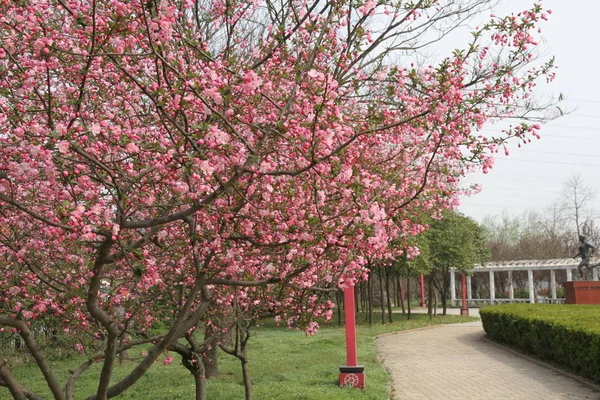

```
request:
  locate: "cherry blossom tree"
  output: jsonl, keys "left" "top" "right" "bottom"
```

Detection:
{"left": 0, "top": 0, "right": 555, "bottom": 398}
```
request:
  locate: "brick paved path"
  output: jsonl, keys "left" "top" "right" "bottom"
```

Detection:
{"left": 378, "top": 321, "right": 600, "bottom": 399}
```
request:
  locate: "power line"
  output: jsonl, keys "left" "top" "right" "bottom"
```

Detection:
{"left": 464, "top": 192, "right": 551, "bottom": 200}
{"left": 459, "top": 203, "right": 549, "bottom": 209}
{"left": 494, "top": 158, "right": 600, "bottom": 168}
{"left": 515, "top": 149, "right": 600, "bottom": 159}
{"left": 555, "top": 98, "right": 600, "bottom": 105}
{"left": 537, "top": 95, "right": 600, "bottom": 105}
{"left": 480, "top": 125, "right": 600, "bottom": 134}
{"left": 464, "top": 174, "right": 570, "bottom": 183}
{"left": 544, "top": 124, "right": 600, "bottom": 132}
{"left": 478, "top": 187, "right": 562, "bottom": 194}
{"left": 569, "top": 113, "right": 600, "bottom": 119}
{"left": 458, "top": 201, "right": 560, "bottom": 210}
{"left": 540, "top": 134, "right": 600, "bottom": 140}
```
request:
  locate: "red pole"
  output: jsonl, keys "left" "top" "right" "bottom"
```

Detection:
{"left": 461, "top": 274, "right": 469, "bottom": 316}
{"left": 339, "top": 284, "right": 365, "bottom": 388}
{"left": 419, "top": 273, "right": 427, "bottom": 307}
{"left": 344, "top": 285, "right": 357, "bottom": 366}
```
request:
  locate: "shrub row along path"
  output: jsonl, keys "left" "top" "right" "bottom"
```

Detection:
{"left": 377, "top": 309, "right": 600, "bottom": 400}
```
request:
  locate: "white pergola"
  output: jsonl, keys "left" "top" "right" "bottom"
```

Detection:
{"left": 450, "top": 258, "right": 599, "bottom": 306}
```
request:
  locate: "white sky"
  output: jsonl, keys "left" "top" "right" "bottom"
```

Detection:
{"left": 454, "top": 0, "right": 600, "bottom": 222}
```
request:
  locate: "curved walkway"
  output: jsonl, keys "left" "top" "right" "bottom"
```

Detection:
{"left": 377, "top": 315, "right": 599, "bottom": 399}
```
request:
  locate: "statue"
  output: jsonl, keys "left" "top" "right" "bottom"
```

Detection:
{"left": 574, "top": 235, "right": 599, "bottom": 279}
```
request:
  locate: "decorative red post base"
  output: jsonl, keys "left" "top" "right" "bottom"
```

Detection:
{"left": 419, "top": 273, "right": 427, "bottom": 308}
{"left": 339, "top": 284, "right": 365, "bottom": 389}
{"left": 460, "top": 274, "right": 469, "bottom": 316}
{"left": 339, "top": 365, "right": 365, "bottom": 388}
{"left": 564, "top": 281, "right": 600, "bottom": 304}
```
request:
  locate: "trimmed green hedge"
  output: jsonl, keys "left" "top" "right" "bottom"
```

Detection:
{"left": 480, "top": 304, "right": 600, "bottom": 382}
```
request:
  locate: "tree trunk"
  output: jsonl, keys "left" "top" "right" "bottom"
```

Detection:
{"left": 355, "top": 283, "right": 360, "bottom": 314}
{"left": 441, "top": 269, "right": 449, "bottom": 316}
{"left": 427, "top": 274, "right": 433, "bottom": 319}
{"left": 362, "top": 281, "right": 367, "bottom": 313}
{"left": 203, "top": 325, "right": 219, "bottom": 379}
{"left": 119, "top": 334, "right": 129, "bottom": 365}
{"left": 395, "top": 275, "right": 402, "bottom": 313}
{"left": 406, "top": 274, "right": 412, "bottom": 320}
{"left": 0, "top": 362, "right": 28, "bottom": 400}
{"left": 432, "top": 270, "right": 447, "bottom": 316}
{"left": 171, "top": 339, "right": 208, "bottom": 400}
{"left": 378, "top": 268, "right": 385, "bottom": 325}
{"left": 434, "top": 288, "right": 438, "bottom": 317}
{"left": 367, "top": 270, "right": 373, "bottom": 326}
{"left": 364, "top": 280, "right": 369, "bottom": 322}
{"left": 385, "top": 267, "right": 393, "bottom": 324}
{"left": 194, "top": 373, "right": 207, "bottom": 400}
{"left": 337, "top": 289, "right": 342, "bottom": 327}
{"left": 219, "top": 322, "right": 253, "bottom": 400}
{"left": 359, "top": 282, "right": 364, "bottom": 313}
{"left": 241, "top": 357, "right": 252, "bottom": 400}
{"left": 398, "top": 276, "right": 405, "bottom": 314}
{"left": 391, "top": 273, "right": 396, "bottom": 307}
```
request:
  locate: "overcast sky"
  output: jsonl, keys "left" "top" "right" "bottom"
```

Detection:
{"left": 450, "top": 0, "right": 600, "bottom": 223}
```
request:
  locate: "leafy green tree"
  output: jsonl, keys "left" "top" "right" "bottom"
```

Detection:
{"left": 423, "top": 211, "right": 490, "bottom": 315}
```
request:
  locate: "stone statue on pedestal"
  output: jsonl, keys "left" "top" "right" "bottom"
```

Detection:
{"left": 574, "top": 235, "right": 600, "bottom": 280}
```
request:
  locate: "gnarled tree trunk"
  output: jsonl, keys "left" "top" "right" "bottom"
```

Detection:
{"left": 202, "top": 325, "right": 219, "bottom": 379}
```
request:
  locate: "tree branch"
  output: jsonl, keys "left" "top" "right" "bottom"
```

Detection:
{"left": 0, "top": 317, "right": 65, "bottom": 400}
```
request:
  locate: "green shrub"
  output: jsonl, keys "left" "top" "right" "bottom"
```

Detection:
{"left": 513, "top": 289, "right": 529, "bottom": 298}
{"left": 480, "top": 304, "right": 600, "bottom": 382}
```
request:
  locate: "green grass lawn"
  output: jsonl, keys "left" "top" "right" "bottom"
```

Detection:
{"left": 3, "top": 313, "right": 475, "bottom": 399}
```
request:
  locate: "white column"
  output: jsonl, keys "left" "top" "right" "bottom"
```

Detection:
{"left": 508, "top": 271, "right": 514, "bottom": 301}
{"left": 594, "top": 268, "right": 599, "bottom": 281}
{"left": 550, "top": 269, "right": 557, "bottom": 302}
{"left": 466, "top": 275, "right": 472, "bottom": 301}
{"left": 566, "top": 268, "right": 573, "bottom": 281}
{"left": 450, "top": 269, "right": 456, "bottom": 307}
{"left": 489, "top": 270, "right": 495, "bottom": 305}
{"left": 528, "top": 269, "right": 535, "bottom": 304}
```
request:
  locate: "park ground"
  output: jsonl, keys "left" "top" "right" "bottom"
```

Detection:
{"left": 379, "top": 307, "right": 600, "bottom": 400}
{"left": 2, "top": 311, "right": 467, "bottom": 399}
{"left": 4, "top": 307, "right": 600, "bottom": 399}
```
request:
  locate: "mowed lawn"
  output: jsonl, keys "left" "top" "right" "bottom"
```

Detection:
{"left": 4, "top": 313, "right": 474, "bottom": 399}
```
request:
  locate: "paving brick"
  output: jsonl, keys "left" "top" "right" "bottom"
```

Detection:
{"left": 377, "top": 321, "right": 600, "bottom": 399}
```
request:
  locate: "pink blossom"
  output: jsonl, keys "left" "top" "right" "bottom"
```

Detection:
{"left": 126, "top": 142, "right": 140, "bottom": 154}
{"left": 90, "top": 124, "right": 101, "bottom": 134}
{"left": 55, "top": 123, "right": 67, "bottom": 136}
{"left": 22, "top": 310, "right": 34, "bottom": 319}
{"left": 307, "top": 69, "right": 325, "bottom": 80}
{"left": 241, "top": 70, "right": 262, "bottom": 93}
{"left": 173, "top": 181, "right": 189, "bottom": 194}
{"left": 359, "top": 0, "right": 377, "bottom": 16}
{"left": 58, "top": 141, "right": 70, "bottom": 154}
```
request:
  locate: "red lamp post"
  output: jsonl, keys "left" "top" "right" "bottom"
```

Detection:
{"left": 460, "top": 274, "right": 469, "bottom": 316}
{"left": 339, "top": 284, "right": 365, "bottom": 388}
{"left": 419, "top": 273, "right": 427, "bottom": 308}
